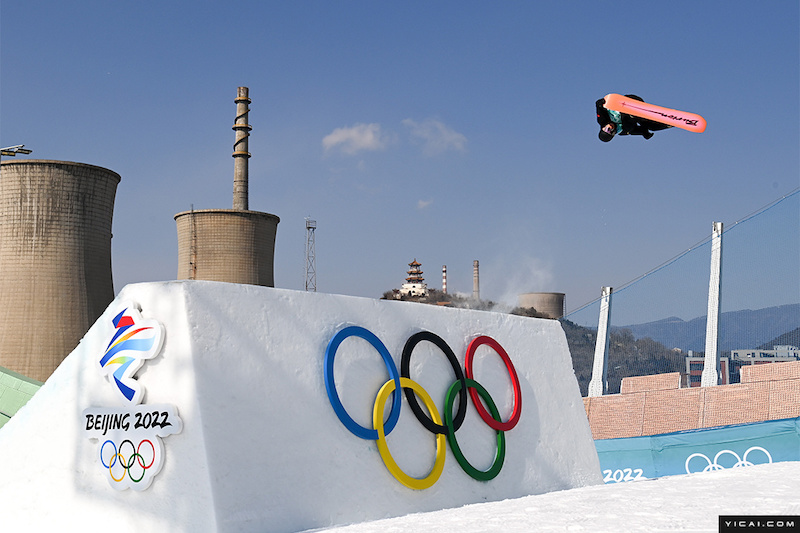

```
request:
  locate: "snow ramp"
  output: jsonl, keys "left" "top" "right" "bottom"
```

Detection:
{"left": 0, "top": 281, "right": 601, "bottom": 532}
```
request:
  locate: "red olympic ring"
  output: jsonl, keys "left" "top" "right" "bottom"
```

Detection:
{"left": 137, "top": 439, "right": 156, "bottom": 469}
{"left": 465, "top": 335, "right": 522, "bottom": 432}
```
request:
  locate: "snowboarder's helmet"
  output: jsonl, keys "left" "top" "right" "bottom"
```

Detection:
{"left": 598, "top": 129, "right": 614, "bottom": 142}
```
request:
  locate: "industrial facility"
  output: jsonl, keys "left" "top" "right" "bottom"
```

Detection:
{"left": 174, "top": 87, "right": 280, "bottom": 286}
{"left": 518, "top": 292, "right": 566, "bottom": 319}
{"left": 0, "top": 159, "right": 120, "bottom": 381}
{"left": 0, "top": 87, "right": 280, "bottom": 383}
{"left": 0, "top": 87, "right": 570, "bottom": 386}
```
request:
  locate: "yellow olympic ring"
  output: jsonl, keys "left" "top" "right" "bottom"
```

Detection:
{"left": 110, "top": 453, "right": 127, "bottom": 482}
{"left": 373, "top": 377, "right": 447, "bottom": 490}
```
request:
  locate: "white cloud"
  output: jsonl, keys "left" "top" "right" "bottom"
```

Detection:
{"left": 417, "top": 199, "right": 433, "bottom": 210}
{"left": 402, "top": 118, "right": 467, "bottom": 155}
{"left": 322, "top": 123, "right": 387, "bottom": 155}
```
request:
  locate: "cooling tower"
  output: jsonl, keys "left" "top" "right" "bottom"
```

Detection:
{"left": 518, "top": 292, "right": 566, "bottom": 319}
{"left": 0, "top": 159, "right": 120, "bottom": 381}
{"left": 174, "top": 87, "right": 280, "bottom": 286}
{"left": 174, "top": 209, "right": 279, "bottom": 285}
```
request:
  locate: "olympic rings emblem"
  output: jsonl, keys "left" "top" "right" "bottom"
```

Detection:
{"left": 684, "top": 446, "right": 773, "bottom": 474}
{"left": 100, "top": 439, "right": 157, "bottom": 483}
{"left": 324, "top": 326, "right": 522, "bottom": 490}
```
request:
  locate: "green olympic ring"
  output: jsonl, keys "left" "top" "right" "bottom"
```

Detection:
{"left": 445, "top": 378, "right": 505, "bottom": 481}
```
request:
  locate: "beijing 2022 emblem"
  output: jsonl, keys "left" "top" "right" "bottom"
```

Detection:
{"left": 82, "top": 301, "right": 183, "bottom": 491}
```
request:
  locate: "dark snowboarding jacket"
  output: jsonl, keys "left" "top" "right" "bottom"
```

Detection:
{"left": 596, "top": 95, "right": 671, "bottom": 137}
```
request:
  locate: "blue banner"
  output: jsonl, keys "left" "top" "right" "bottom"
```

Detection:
{"left": 595, "top": 417, "right": 800, "bottom": 483}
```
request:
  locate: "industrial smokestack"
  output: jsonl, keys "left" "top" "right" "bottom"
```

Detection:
{"left": 442, "top": 265, "right": 447, "bottom": 294}
{"left": 232, "top": 86, "right": 252, "bottom": 211}
{"left": 473, "top": 260, "right": 480, "bottom": 301}
{"left": 175, "top": 86, "right": 280, "bottom": 287}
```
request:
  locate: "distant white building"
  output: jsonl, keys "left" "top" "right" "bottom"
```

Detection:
{"left": 730, "top": 345, "right": 800, "bottom": 363}
{"left": 396, "top": 259, "right": 428, "bottom": 299}
{"left": 686, "top": 346, "right": 800, "bottom": 387}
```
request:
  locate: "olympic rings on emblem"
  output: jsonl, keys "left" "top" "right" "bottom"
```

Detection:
{"left": 324, "top": 326, "right": 522, "bottom": 489}
{"left": 100, "top": 438, "right": 156, "bottom": 483}
{"left": 684, "top": 446, "right": 773, "bottom": 474}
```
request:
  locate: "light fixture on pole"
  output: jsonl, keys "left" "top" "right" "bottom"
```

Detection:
{"left": 0, "top": 145, "right": 33, "bottom": 158}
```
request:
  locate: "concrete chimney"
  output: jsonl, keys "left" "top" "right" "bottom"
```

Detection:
{"left": 232, "top": 86, "right": 251, "bottom": 211}
{"left": 442, "top": 265, "right": 447, "bottom": 294}
{"left": 175, "top": 86, "right": 280, "bottom": 287}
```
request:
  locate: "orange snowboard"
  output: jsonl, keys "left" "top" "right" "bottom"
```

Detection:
{"left": 603, "top": 93, "right": 707, "bottom": 133}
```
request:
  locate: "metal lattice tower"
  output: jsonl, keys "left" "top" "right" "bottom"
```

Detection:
{"left": 304, "top": 218, "right": 317, "bottom": 292}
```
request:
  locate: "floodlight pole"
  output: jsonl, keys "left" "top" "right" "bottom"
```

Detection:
{"left": 0, "top": 145, "right": 33, "bottom": 159}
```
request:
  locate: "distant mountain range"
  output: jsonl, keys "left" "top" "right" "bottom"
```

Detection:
{"left": 617, "top": 303, "right": 799, "bottom": 353}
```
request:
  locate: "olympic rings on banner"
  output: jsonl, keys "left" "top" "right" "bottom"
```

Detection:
{"left": 100, "top": 439, "right": 156, "bottom": 483}
{"left": 684, "top": 446, "right": 773, "bottom": 474}
{"left": 324, "top": 326, "right": 522, "bottom": 489}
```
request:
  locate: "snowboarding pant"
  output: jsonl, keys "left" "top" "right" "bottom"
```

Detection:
{"left": 618, "top": 94, "right": 671, "bottom": 136}
{"left": 621, "top": 115, "right": 671, "bottom": 136}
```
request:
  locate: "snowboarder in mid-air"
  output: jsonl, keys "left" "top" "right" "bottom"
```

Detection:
{"left": 596, "top": 95, "right": 671, "bottom": 142}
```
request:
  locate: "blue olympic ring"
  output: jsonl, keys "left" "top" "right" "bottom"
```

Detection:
{"left": 324, "top": 325, "right": 403, "bottom": 439}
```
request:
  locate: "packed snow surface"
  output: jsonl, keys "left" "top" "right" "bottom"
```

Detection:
{"left": 318, "top": 461, "right": 800, "bottom": 532}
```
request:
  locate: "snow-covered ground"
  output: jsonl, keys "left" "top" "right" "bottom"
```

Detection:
{"left": 319, "top": 461, "right": 800, "bottom": 533}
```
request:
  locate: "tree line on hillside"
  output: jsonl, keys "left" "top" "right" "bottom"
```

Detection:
{"left": 558, "top": 319, "right": 685, "bottom": 396}
{"left": 382, "top": 288, "right": 525, "bottom": 313}
{"left": 758, "top": 327, "right": 800, "bottom": 349}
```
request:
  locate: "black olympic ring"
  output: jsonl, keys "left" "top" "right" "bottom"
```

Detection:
{"left": 401, "top": 331, "right": 468, "bottom": 435}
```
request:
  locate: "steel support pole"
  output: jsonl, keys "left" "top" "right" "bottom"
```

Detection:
{"left": 588, "top": 286, "right": 613, "bottom": 397}
{"left": 701, "top": 222, "right": 724, "bottom": 387}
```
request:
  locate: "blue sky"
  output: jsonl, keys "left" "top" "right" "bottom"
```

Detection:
{"left": 2, "top": 1, "right": 798, "bottom": 321}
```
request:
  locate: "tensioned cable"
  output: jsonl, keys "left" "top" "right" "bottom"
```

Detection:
{"left": 562, "top": 187, "right": 800, "bottom": 321}
{"left": 719, "top": 186, "right": 799, "bottom": 235}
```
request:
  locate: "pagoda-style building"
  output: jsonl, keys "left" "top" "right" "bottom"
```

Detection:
{"left": 397, "top": 259, "right": 428, "bottom": 299}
